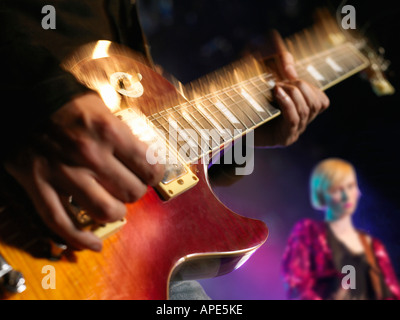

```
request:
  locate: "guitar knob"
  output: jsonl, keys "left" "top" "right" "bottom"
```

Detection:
{"left": 1, "top": 270, "right": 26, "bottom": 294}
{"left": 0, "top": 254, "right": 26, "bottom": 294}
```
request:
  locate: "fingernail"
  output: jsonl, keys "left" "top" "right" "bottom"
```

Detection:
{"left": 285, "top": 65, "right": 298, "bottom": 79}
{"left": 275, "top": 85, "right": 286, "bottom": 99}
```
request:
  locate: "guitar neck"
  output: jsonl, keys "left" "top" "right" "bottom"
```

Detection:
{"left": 294, "top": 42, "right": 369, "bottom": 91}
{"left": 146, "top": 39, "right": 369, "bottom": 164}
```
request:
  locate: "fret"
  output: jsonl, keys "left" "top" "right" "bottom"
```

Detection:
{"left": 295, "top": 63, "right": 322, "bottom": 88}
{"left": 178, "top": 107, "right": 214, "bottom": 151}
{"left": 149, "top": 112, "right": 169, "bottom": 137}
{"left": 147, "top": 113, "right": 175, "bottom": 164}
{"left": 224, "top": 88, "right": 264, "bottom": 124}
{"left": 320, "top": 47, "right": 352, "bottom": 81}
{"left": 166, "top": 116, "right": 201, "bottom": 162}
{"left": 191, "top": 101, "right": 233, "bottom": 145}
{"left": 158, "top": 110, "right": 198, "bottom": 161}
{"left": 208, "top": 94, "right": 249, "bottom": 133}
{"left": 201, "top": 97, "right": 240, "bottom": 133}
{"left": 294, "top": 43, "right": 368, "bottom": 90}
{"left": 180, "top": 102, "right": 226, "bottom": 147}
{"left": 165, "top": 106, "right": 211, "bottom": 157}
{"left": 247, "top": 77, "right": 280, "bottom": 117}
{"left": 325, "top": 56, "right": 344, "bottom": 73}
{"left": 235, "top": 86, "right": 276, "bottom": 124}
{"left": 239, "top": 82, "right": 275, "bottom": 117}
{"left": 144, "top": 34, "right": 369, "bottom": 165}
{"left": 346, "top": 44, "right": 368, "bottom": 70}
{"left": 217, "top": 91, "right": 255, "bottom": 129}
{"left": 181, "top": 103, "right": 222, "bottom": 149}
{"left": 150, "top": 111, "right": 183, "bottom": 154}
{"left": 319, "top": 56, "right": 341, "bottom": 86}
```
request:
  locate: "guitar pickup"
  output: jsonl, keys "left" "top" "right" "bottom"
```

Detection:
{"left": 65, "top": 199, "right": 127, "bottom": 240}
{"left": 155, "top": 161, "right": 199, "bottom": 201}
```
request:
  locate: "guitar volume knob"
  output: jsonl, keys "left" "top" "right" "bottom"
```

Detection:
{"left": 1, "top": 270, "right": 26, "bottom": 294}
{"left": 0, "top": 254, "right": 26, "bottom": 294}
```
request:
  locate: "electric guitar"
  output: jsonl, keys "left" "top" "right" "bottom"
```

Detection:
{"left": 0, "top": 8, "right": 393, "bottom": 299}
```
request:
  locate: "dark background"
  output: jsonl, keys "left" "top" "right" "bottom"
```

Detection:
{"left": 138, "top": 0, "right": 400, "bottom": 299}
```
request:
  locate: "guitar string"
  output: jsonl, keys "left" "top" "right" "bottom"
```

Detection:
{"left": 149, "top": 43, "right": 364, "bottom": 132}
{"left": 126, "top": 43, "right": 366, "bottom": 162}
{"left": 147, "top": 47, "right": 364, "bottom": 162}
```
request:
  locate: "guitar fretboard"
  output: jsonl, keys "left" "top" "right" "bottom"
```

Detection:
{"left": 145, "top": 41, "right": 368, "bottom": 164}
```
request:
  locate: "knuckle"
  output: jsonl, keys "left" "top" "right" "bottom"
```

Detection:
{"left": 301, "top": 106, "right": 310, "bottom": 118}
{"left": 285, "top": 85, "right": 298, "bottom": 96}
{"left": 323, "top": 96, "right": 330, "bottom": 109}
{"left": 280, "top": 51, "right": 294, "bottom": 63}
{"left": 294, "top": 79, "right": 306, "bottom": 89}
{"left": 287, "top": 117, "right": 299, "bottom": 127}
{"left": 97, "top": 116, "right": 119, "bottom": 141}
{"left": 43, "top": 208, "right": 68, "bottom": 232}
{"left": 125, "top": 184, "right": 147, "bottom": 203}
{"left": 75, "top": 137, "right": 103, "bottom": 170}
{"left": 94, "top": 199, "right": 126, "bottom": 222}
{"left": 146, "top": 163, "right": 165, "bottom": 186}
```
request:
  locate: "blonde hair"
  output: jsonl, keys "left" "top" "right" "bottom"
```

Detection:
{"left": 310, "top": 158, "right": 357, "bottom": 210}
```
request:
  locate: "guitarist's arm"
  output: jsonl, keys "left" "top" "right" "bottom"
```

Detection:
{"left": 0, "top": 1, "right": 165, "bottom": 252}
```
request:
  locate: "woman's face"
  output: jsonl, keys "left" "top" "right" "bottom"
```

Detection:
{"left": 323, "top": 172, "right": 360, "bottom": 220}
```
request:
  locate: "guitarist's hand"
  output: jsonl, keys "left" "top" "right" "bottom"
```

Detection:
{"left": 3, "top": 93, "right": 165, "bottom": 252}
{"left": 255, "top": 30, "right": 330, "bottom": 147}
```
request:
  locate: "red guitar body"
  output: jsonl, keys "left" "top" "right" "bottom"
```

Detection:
{"left": 0, "top": 162, "right": 268, "bottom": 299}
{"left": 0, "top": 43, "right": 268, "bottom": 299}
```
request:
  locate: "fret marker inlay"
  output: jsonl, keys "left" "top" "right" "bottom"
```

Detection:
{"left": 214, "top": 101, "right": 240, "bottom": 124}
{"left": 325, "top": 57, "right": 343, "bottom": 73}
{"left": 240, "top": 88, "right": 265, "bottom": 113}
{"left": 306, "top": 64, "right": 325, "bottom": 81}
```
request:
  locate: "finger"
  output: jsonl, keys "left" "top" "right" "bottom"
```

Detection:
{"left": 108, "top": 120, "right": 165, "bottom": 186}
{"left": 268, "top": 29, "right": 298, "bottom": 80}
{"left": 95, "top": 153, "right": 149, "bottom": 204}
{"left": 54, "top": 165, "right": 129, "bottom": 224}
{"left": 274, "top": 84, "right": 300, "bottom": 145}
{"left": 32, "top": 177, "right": 103, "bottom": 252}
{"left": 316, "top": 87, "right": 330, "bottom": 113}
{"left": 291, "top": 80, "right": 319, "bottom": 123}
{"left": 279, "top": 83, "right": 309, "bottom": 134}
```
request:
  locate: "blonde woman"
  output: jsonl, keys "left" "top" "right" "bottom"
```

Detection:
{"left": 281, "top": 158, "right": 400, "bottom": 300}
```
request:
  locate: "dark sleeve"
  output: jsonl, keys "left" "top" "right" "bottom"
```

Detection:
{"left": 0, "top": 39, "right": 91, "bottom": 159}
{"left": 0, "top": 4, "right": 91, "bottom": 159}
{"left": 0, "top": 0, "right": 148, "bottom": 160}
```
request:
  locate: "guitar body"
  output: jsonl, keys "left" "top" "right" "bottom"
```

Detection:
{"left": 0, "top": 44, "right": 268, "bottom": 299}
{"left": 0, "top": 163, "right": 268, "bottom": 300}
